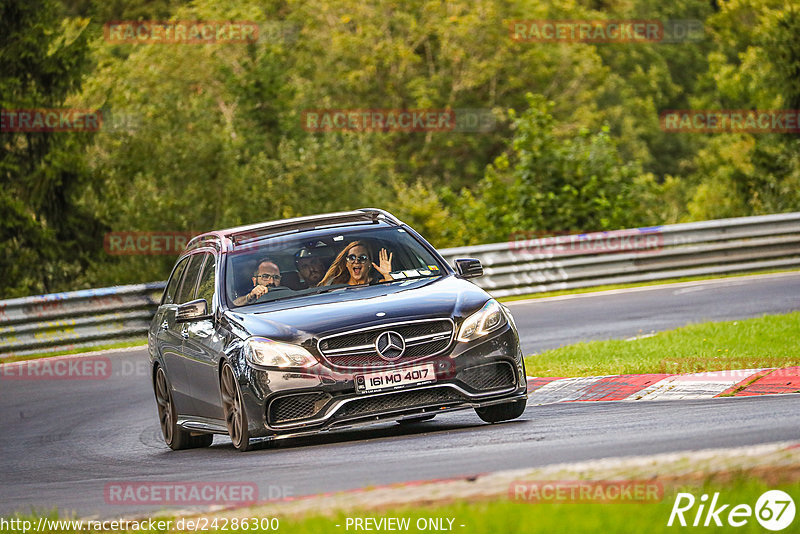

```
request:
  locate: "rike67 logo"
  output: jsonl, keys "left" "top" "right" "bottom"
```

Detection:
{"left": 668, "top": 490, "right": 795, "bottom": 531}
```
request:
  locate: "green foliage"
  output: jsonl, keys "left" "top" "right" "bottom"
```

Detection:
{"left": 681, "top": 1, "right": 800, "bottom": 221}
{"left": 78, "top": 0, "right": 403, "bottom": 284}
{"left": 454, "top": 93, "right": 656, "bottom": 244}
{"left": 3, "top": 0, "right": 800, "bottom": 294}
{"left": 59, "top": 0, "right": 191, "bottom": 20}
{"left": 389, "top": 180, "right": 469, "bottom": 249}
{"left": 0, "top": 0, "right": 100, "bottom": 297}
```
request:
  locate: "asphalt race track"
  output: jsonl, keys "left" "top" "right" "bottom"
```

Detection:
{"left": 509, "top": 271, "right": 800, "bottom": 353}
{"left": 1, "top": 272, "right": 799, "bottom": 518}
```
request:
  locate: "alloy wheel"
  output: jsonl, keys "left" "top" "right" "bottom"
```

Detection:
{"left": 220, "top": 363, "right": 250, "bottom": 451}
{"left": 155, "top": 367, "right": 174, "bottom": 444}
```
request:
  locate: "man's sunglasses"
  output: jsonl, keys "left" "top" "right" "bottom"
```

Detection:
{"left": 346, "top": 254, "right": 370, "bottom": 264}
{"left": 254, "top": 273, "right": 281, "bottom": 281}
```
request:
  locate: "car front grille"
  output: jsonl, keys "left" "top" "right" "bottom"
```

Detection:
{"left": 457, "top": 362, "right": 517, "bottom": 391}
{"left": 317, "top": 319, "right": 454, "bottom": 369}
{"left": 268, "top": 392, "right": 330, "bottom": 424}
{"left": 336, "top": 388, "right": 464, "bottom": 419}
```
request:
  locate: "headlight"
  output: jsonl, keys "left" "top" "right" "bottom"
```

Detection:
{"left": 457, "top": 300, "right": 507, "bottom": 342}
{"left": 503, "top": 304, "right": 517, "bottom": 330}
{"left": 244, "top": 337, "right": 318, "bottom": 368}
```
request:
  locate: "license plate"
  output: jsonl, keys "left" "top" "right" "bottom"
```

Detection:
{"left": 355, "top": 363, "right": 436, "bottom": 394}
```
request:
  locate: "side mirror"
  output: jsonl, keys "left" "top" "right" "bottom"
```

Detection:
{"left": 176, "top": 299, "right": 211, "bottom": 322}
{"left": 454, "top": 258, "right": 483, "bottom": 279}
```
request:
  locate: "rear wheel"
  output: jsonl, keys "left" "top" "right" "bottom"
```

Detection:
{"left": 220, "top": 363, "right": 251, "bottom": 452}
{"left": 154, "top": 366, "right": 213, "bottom": 450}
{"left": 475, "top": 398, "right": 527, "bottom": 424}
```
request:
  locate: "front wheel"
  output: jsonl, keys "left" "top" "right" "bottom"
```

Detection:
{"left": 220, "top": 363, "right": 251, "bottom": 452}
{"left": 475, "top": 398, "right": 527, "bottom": 424}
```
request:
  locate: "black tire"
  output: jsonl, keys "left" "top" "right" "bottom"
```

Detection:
{"left": 475, "top": 398, "right": 527, "bottom": 424}
{"left": 220, "top": 363, "right": 251, "bottom": 452}
{"left": 397, "top": 414, "right": 436, "bottom": 425}
{"left": 154, "top": 366, "right": 213, "bottom": 450}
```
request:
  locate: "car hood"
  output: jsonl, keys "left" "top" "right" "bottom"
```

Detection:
{"left": 224, "top": 275, "right": 491, "bottom": 342}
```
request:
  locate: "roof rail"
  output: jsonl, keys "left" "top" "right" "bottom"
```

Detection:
{"left": 357, "top": 208, "right": 403, "bottom": 225}
{"left": 185, "top": 235, "right": 221, "bottom": 253}
{"left": 230, "top": 210, "right": 386, "bottom": 245}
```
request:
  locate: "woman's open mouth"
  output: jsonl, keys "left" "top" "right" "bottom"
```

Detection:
{"left": 352, "top": 265, "right": 364, "bottom": 277}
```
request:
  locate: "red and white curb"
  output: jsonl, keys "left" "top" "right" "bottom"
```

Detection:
{"left": 526, "top": 367, "right": 800, "bottom": 404}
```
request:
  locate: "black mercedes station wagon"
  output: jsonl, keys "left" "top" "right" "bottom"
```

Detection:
{"left": 148, "top": 209, "right": 527, "bottom": 451}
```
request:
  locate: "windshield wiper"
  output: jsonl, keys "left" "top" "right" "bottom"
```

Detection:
{"left": 380, "top": 273, "right": 442, "bottom": 283}
{"left": 306, "top": 284, "right": 352, "bottom": 295}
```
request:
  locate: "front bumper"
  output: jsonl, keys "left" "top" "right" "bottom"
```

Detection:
{"left": 238, "top": 324, "right": 526, "bottom": 437}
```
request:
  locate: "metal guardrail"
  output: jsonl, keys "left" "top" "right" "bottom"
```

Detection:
{"left": 438, "top": 212, "right": 800, "bottom": 297}
{"left": 0, "top": 283, "right": 165, "bottom": 358}
{"left": 2, "top": 212, "right": 799, "bottom": 358}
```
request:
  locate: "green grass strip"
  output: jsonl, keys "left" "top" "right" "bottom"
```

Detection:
{"left": 2, "top": 477, "right": 797, "bottom": 533}
{"left": 0, "top": 339, "right": 147, "bottom": 364}
{"left": 524, "top": 312, "right": 800, "bottom": 377}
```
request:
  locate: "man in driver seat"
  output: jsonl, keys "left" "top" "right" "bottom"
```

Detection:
{"left": 233, "top": 257, "right": 281, "bottom": 305}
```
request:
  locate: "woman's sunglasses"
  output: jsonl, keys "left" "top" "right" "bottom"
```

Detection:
{"left": 346, "top": 254, "right": 370, "bottom": 264}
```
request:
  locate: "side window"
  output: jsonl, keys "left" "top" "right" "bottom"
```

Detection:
{"left": 162, "top": 257, "right": 189, "bottom": 305}
{"left": 175, "top": 253, "right": 206, "bottom": 304}
{"left": 196, "top": 254, "right": 216, "bottom": 307}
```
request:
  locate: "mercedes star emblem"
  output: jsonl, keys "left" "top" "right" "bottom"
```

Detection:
{"left": 375, "top": 331, "right": 406, "bottom": 361}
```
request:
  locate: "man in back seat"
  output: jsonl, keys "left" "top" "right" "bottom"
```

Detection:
{"left": 295, "top": 248, "right": 327, "bottom": 288}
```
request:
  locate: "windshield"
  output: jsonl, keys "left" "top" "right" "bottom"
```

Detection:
{"left": 224, "top": 224, "right": 446, "bottom": 308}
